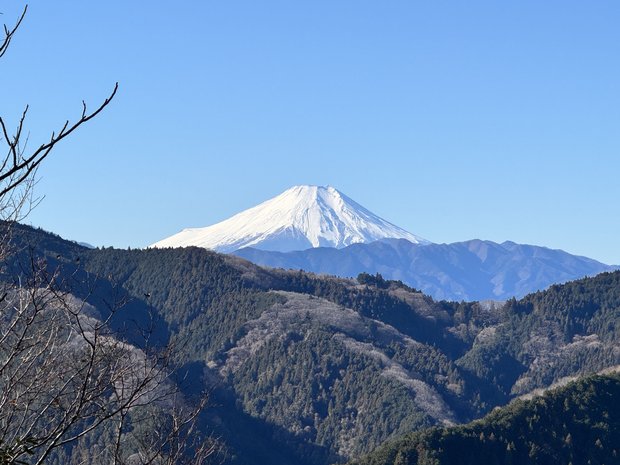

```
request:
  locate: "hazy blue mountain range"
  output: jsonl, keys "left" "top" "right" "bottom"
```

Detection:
{"left": 235, "top": 238, "right": 617, "bottom": 301}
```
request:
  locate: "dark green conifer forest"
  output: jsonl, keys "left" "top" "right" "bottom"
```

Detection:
{"left": 2, "top": 223, "right": 618, "bottom": 464}
{"left": 350, "top": 373, "right": 620, "bottom": 465}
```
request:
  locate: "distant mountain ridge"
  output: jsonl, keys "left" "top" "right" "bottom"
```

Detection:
{"left": 150, "top": 185, "right": 429, "bottom": 252}
{"left": 235, "top": 238, "right": 617, "bottom": 301}
{"left": 150, "top": 184, "right": 616, "bottom": 301}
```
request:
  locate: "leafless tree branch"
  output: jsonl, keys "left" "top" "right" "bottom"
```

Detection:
{"left": 0, "top": 6, "right": 214, "bottom": 465}
{"left": 0, "top": 6, "right": 26, "bottom": 59}
{"left": 0, "top": 83, "right": 119, "bottom": 202}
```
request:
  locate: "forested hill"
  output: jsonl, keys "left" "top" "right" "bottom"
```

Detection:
{"left": 3, "top": 223, "right": 620, "bottom": 465}
{"left": 349, "top": 372, "right": 620, "bottom": 465}
{"left": 458, "top": 271, "right": 620, "bottom": 398}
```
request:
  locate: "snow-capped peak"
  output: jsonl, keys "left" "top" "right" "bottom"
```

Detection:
{"left": 150, "top": 185, "right": 430, "bottom": 253}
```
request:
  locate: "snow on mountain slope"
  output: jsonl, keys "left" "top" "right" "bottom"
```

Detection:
{"left": 150, "top": 185, "right": 430, "bottom": 253}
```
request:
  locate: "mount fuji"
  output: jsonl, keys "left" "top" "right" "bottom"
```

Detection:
{"left": 151, "top": 185, "right": 428, "bottom": 253}
{"left": 151, "top": 184, "right": 616, "bottom": 300}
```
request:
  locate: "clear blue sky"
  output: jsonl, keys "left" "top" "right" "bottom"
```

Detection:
{"left": 2, "top": 1, "right": 619, "bottom": 264}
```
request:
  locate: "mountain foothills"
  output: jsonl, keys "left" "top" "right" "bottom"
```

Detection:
{"left": 5, "top": 223, "right": 620, "bottom": 464}
{"left": 152, "top": 185, "right": 616, "bottom": 301}
{"left": 350, "top": 372, "right": 620, "bottom": 465}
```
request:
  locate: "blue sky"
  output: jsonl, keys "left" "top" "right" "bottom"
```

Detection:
{"left": 2, "top": 1, "right": 619, "bottom": 263}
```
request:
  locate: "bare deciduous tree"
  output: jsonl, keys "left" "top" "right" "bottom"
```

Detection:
{"left": 0, "top": 7, "right": 215, "bottom": 464}
{"left": 0, "top": 5, "right": 117, "bottom": 224}
{"left": 0, "top": 258, "right": 216, "bottom": 464}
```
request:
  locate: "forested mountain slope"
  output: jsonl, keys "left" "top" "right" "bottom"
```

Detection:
{"left": 458, "top": 272, "right": 620, "bottom": 398}
{"left": 4, "top": 223, "right": 620, "bottom": 464}
{"left": 350, "top": 372, "right": 620, "bottom": 465}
